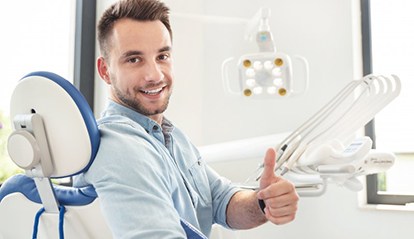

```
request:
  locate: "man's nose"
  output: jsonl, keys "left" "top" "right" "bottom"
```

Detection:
{"left": 143, "top": 60, "right": 164, "bottom": 82}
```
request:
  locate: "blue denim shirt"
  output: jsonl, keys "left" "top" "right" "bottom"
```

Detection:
{"left": 74, "top": 101, "right": 240, "bottom": 238}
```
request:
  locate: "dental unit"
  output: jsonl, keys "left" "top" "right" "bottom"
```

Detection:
{"left": 212, "top": 7, "right": 401, "bottom": 195}
{"left": 277, "top": 74, "right": 400, "bottom": 192}
{"left": 200, "top": 74, "right": 400, "bottom": 195}
{"left": 272, "top": 74, "right": 400, "bottom": 176}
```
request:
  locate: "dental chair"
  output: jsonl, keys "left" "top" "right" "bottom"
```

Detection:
{"left": 0, "top": 72, "right": 206, "bottom": 239}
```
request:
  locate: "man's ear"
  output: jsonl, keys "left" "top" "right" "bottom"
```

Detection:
{"left": 97, "top": 57, "right": 111, "bottom": 84}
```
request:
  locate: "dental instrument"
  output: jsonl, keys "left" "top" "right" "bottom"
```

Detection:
{"left": 282, "top": 75, "right": 399, "bottom": 172}
{"left": 250, "top": 74, "right": 400, "bottom": 185}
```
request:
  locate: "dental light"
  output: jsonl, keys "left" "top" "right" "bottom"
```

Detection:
{"left": 222, "top": 8, "right": 309, "bottom": 98}
{"left": 200, "top": 74, "right": 401, "bottom": 195}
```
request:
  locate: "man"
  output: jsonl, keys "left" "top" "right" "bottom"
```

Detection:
{"left": 75, "top": 0, "right": 299, "bottom": 238}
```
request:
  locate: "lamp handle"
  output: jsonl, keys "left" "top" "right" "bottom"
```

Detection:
{"left": 221, "top": 57, "right": 242, "bottom": 95}
{"left": 290, "top": 55, "right": 310, "bottom": 96}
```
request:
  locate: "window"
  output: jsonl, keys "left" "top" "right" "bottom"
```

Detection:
{"left": 0, "top": 0, "right": 96, "bottom": 184}
{"left": 0, "top": 0, "right": 75, "bottom": 183}
{"left": 363, "top": 0, "right": 414, "bottom": 204}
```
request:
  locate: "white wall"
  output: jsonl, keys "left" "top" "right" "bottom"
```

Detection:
{"left": 165, "top": 0, "right": 357, "bottom": 146}
{"left": 95, "top": 0, "right": 414, "bottom": 238}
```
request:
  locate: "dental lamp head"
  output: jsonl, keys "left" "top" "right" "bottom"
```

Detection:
{"left": 238, "top": 52, "right": 292, "bottom": 97}
{"left": 222, "top": 7, "right": 309, "bottom": 99}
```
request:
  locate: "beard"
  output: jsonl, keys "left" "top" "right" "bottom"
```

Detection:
{"left": 112, "top": 81, "right": 171, "bottom": 117}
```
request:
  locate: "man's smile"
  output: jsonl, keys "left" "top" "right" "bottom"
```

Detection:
{"left": 140, "top": 86, "right": 165, "bottom": 95}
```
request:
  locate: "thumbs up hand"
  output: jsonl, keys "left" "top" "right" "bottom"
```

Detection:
{"left": 257, "top": 148, "right": 299, "bottom": 225}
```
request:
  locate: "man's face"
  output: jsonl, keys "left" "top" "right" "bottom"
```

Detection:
{"left": 99, "top": 19, "right": 173, "bottom": 123}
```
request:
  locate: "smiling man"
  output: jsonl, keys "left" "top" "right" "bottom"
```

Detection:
{"left": 74, "top": 0, "right": 299, "bottom": 238}
{"left": 98, "top": 18, "right": 173, "bottom": 123}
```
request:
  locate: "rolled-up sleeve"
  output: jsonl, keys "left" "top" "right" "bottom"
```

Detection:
{"left": 205, "top": 165, "right": 242, "bottom": 228}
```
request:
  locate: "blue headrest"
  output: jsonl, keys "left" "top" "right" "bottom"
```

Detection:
{"left": 1, "top": 71, "right": 100, "bottom": 205}
{"left": 9, "top": 71, "right": 100, "bottom": 177}
{"left": 0, "top": 174, "right": 97, "bottom": 206}
{"left": 24, "top": 71, "right": 100, "bottom": 173}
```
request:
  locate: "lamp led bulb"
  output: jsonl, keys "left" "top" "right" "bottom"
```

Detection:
{"left": 273, "top": 78, "right": 283, "bottom": 87}
{"left": 246, "top": 68, "right": 255, "bottom": 77}
{"left": 267, "top": 86, "right": 277, "bottom": 94}
{"left": 264, "top": 61, "right": 273, "bottom": 71}
{"left": 272, "top": 68, "right": 282, "bottom": 77}
{"left": 246, "top": 79, "right": 256, "bottom": 87}
{"left": 253, "top": 86, "right": 263, "bottom": 95}
{"left": 253, "top": 61, "right": 263, "bottom": 70}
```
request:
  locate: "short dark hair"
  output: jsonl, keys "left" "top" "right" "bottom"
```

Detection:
{"left": 98, "top": 0, "right": 171, "bottom": 58}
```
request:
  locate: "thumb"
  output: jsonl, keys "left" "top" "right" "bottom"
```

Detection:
{"left": 259, "top": 148, "right": 278, "bottom": 190}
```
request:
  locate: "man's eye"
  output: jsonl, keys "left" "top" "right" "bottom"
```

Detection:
{"left": 128, "top": 57, "right": 141, "bottom": 63}
{"left": 158, "top": 54, "right": 169, "bottom": 61}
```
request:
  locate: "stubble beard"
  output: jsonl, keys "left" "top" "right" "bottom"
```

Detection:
{"left": 113, "top": 84, "right": 171, "bottom": 117}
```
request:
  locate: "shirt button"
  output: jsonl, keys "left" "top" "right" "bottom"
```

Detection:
{"left": 153, "top": 125, "right": 159, "bottom": 131}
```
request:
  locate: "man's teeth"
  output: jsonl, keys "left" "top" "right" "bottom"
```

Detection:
{"left": 143, "top": 87, "right": 163, "bottom": 95}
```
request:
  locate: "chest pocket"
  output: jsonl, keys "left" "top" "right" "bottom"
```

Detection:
{"left": 188, "top": 159, "right": 211, "bottom": 205}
